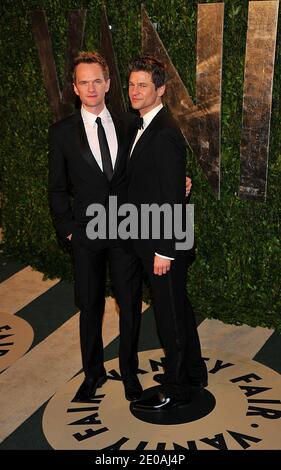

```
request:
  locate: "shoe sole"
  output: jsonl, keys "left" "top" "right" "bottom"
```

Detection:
{"left": 131, "top": 402, "right": 190, "bottom": 412}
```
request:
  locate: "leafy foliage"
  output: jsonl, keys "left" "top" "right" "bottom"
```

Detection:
{"left": 1, "top": 0, "right": 280, "bottom": 330}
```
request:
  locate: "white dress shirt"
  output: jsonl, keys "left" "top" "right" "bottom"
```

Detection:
{"left": 81, "top": 105, "right": 118, "bottom": 171}
{"left": 130, "top": 103, "right": 163, "bottom": 156}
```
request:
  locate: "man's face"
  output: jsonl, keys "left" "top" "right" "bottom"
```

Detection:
{"left": 128, "top": 71, "right": 165, "bottom": 116}
{"left": 73, "top": 62, "right": 110, "bottom": 114}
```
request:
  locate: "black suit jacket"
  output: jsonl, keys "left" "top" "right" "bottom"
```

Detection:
{"left": 48, "top": 109, "right": 135, "bottom": 241}
{"left": 127, "top": 107, "right": 187, "bottom": 259}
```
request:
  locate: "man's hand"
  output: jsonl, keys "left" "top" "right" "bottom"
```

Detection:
{"left": 186, "top": 176, "right": 192, "bottom": 197}
{"left": 67, "top": 234, "right": 72, "bottom": 241}
{"left": 154, "top": 255, "right": 171, "bottom": 276}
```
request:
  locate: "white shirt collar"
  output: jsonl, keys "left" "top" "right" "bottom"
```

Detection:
{"left": 81, "top": 105, "right": 112, "bottom": 126}
{"left": 142, "top": 103, "right": 163, "bottom": 129}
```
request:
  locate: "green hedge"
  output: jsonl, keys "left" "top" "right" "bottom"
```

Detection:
{"left": 1, "top": 0, "right": 280, "bottom": 330}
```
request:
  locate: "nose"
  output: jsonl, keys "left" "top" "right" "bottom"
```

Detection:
{"left": 131, "top": 85, "right": 140, "bottom": 96}
{"left": 88, "top": 82, "right": 96, "bottom": 93}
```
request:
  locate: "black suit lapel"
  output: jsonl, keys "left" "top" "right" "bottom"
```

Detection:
{"left": 127, "top": 127, "right": 139, "bottom": 171}
{"left": 110, "top": 113, "right": 125, "bottom": 176}
{"left": 75, "top": 115, "right": 106, "bottom": 178}
{"left": 74, "top": 110, "right": 128, "bottom": 180}
{"left": 129, "top": 107, "right": 167, "bottom": 166}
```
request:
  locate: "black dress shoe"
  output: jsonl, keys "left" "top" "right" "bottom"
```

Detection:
{"left": 132, "top": 391, "right": 190, "bottom": 411}
{"left": 123, "top": 375, "right": 143, "bottom": 402}
{"left": 153, "top": 373, "right": 166, "bottom": 385}
{"left": 153, "top": 373, "right": 208, "bottom": 388}
{"left": 72, "top": 375, "right": 107, "bottom": 402}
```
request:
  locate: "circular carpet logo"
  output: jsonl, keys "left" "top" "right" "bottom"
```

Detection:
{"left": 43, "top": 349, "right": 281, "bottom": 450}
{"left": 0, "top": 312, "right": 34, "bottom": 372}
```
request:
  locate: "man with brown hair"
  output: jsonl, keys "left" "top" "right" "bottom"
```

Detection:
{"left": 127, "top": 56, "right": 207, "bottom": 411}
{"left": 48, "top": 52, "right": 143, "bottom": 402}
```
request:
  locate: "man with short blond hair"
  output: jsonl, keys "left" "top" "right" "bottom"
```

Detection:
{"left": 49, "top": 51, "right": 143, "bottom": 402}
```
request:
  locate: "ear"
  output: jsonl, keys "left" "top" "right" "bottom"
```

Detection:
{"left": 73, "top": 82, "right": 79, "bottom": 97}
{"left": 157, "top": 84, "right": 165, "bottom": 98}
{"left": 105, "top": 78, "right": 111, "bottom": 93}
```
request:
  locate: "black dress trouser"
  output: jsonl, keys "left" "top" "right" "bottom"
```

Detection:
{"left": 140, "top": 255, "right": 207, "bottom": 400}
{"left": 72, "top": 230, "right": 142, "bottom": 381}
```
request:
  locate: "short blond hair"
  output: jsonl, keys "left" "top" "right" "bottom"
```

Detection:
{"left": 72, "top": 51, "right": 109, "bottom": 82}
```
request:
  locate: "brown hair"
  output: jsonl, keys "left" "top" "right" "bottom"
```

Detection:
{"left": 128, "top": 56, "right": 166, "bottom": 89}
{"left": 72, "top": 51, "right": 109, "bottom": 82}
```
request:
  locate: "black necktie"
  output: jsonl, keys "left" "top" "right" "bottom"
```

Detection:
{"left": 136, "top": 116, "right": 143, "bottom": 129}
{"left": 96, "top": 117, "right": 113, "bottom": 180}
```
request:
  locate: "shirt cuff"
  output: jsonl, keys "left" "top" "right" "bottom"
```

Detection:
{"left": 155, "top": 252, "right": 175, "bottom": 261}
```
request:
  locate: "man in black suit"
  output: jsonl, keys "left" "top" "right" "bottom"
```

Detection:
{"left": 48, "top": 52, "right": 143, "bottom": 402}
{"left": 127, "top": 56, "right": 207, "bottom": 411}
